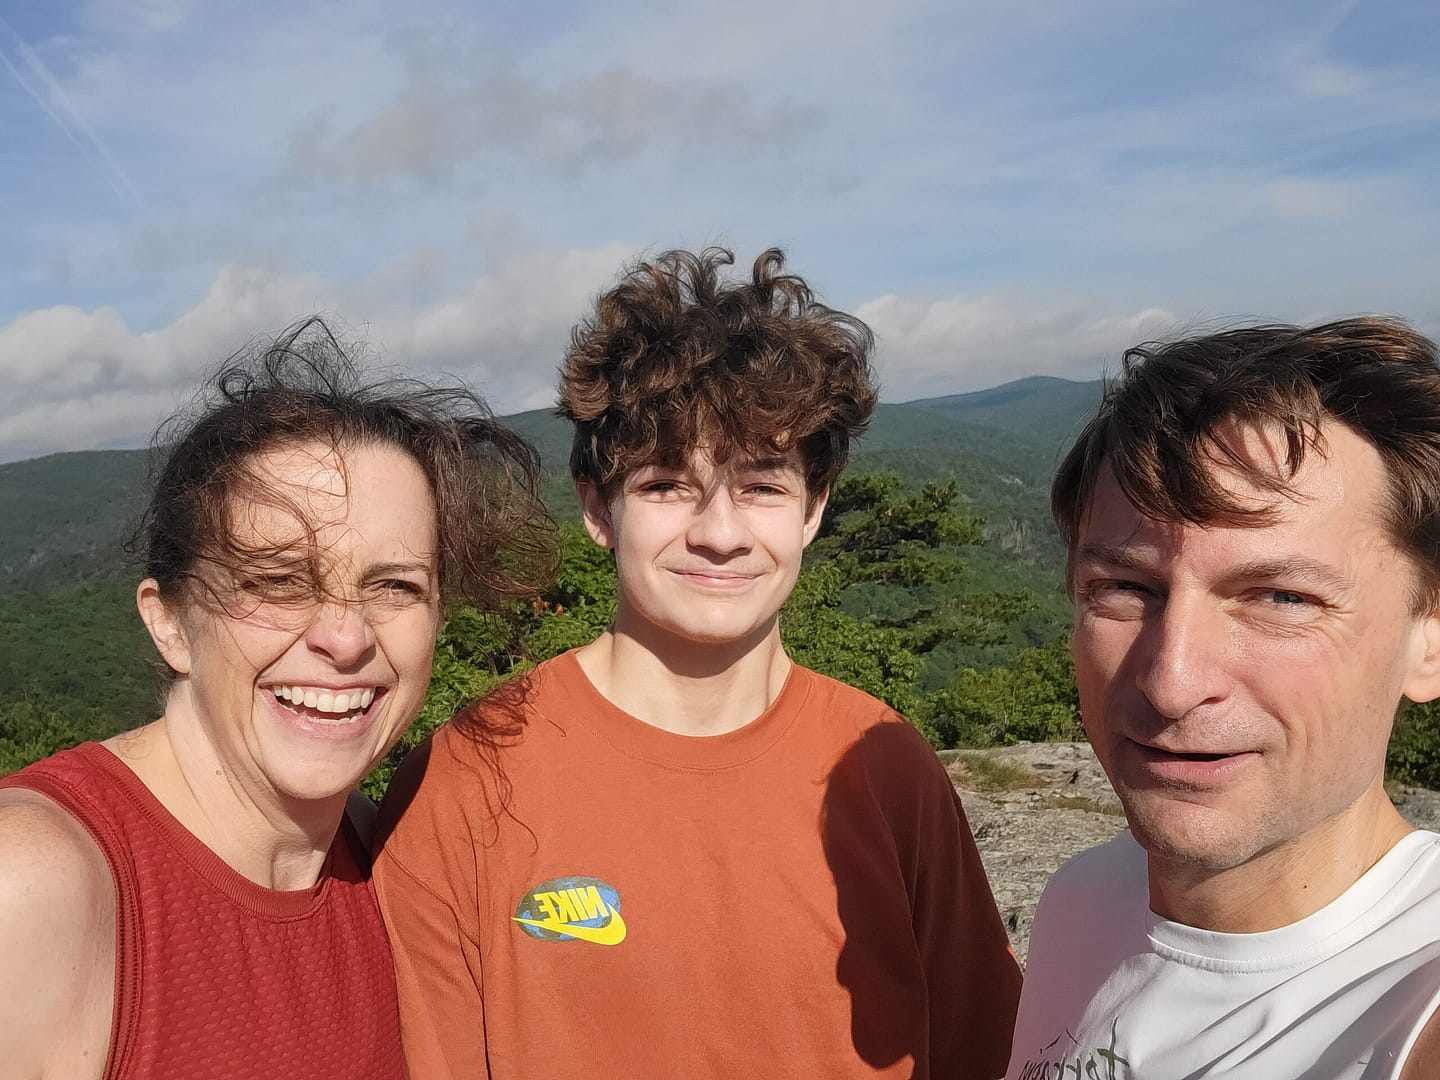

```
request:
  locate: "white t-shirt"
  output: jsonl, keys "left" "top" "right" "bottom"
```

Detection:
{"left": 1006, "top": 830, "right": 1440, "bottom": 1080}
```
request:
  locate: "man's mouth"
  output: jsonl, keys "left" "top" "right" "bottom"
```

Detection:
{"left": 270, "top": 684, "right": 381, "bottom": 725}
{"left": 1153, "top": 749, "right": 1232, "bottom": 762}
{"left": 1130, "top": 740, "right": 1259, "bottom": 781}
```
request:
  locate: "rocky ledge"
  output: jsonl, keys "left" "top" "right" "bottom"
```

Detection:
{"left": 947, "top": 741, "right": 1440, "bottom": 962}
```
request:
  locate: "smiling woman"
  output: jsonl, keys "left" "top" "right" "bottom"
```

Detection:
{"left": 0, "top": 318, "right": 553, "bottom": 1080}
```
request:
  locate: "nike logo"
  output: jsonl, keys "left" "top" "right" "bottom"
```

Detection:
{"left": 512, "top": 910, "right": 628, "bottom": 945}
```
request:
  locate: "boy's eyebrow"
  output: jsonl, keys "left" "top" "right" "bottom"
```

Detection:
{"left": 739, "top": 455, "right": 799, "bottom": 472}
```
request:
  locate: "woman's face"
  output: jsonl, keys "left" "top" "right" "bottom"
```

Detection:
{"left": 143, "top": 440, "right": 442, "bottom": 803}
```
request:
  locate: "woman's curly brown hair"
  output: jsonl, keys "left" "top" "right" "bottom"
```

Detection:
{"left": 558, "top": 247, "right": 878, "bottom": 497}
{"left": 135, "top": 317, "right": 555, "bottom": 631}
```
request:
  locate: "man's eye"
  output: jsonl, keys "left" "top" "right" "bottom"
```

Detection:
{"left": 1079, "top": 579, "right": 1153, "bottom": 614}
{"left": 1261, "top": 589, "right": 1310, "bottom": 606}
{"left": 1092, "top": 579, "right": 1150, "bottom": 596}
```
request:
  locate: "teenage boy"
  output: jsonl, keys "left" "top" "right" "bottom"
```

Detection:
{"left": 375, "top": 247, "right": 1021, "bottom": 1079}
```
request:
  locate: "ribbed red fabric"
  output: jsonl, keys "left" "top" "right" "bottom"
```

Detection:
{"left": 0, "top": 743, "right": 405, "bottom": 1079}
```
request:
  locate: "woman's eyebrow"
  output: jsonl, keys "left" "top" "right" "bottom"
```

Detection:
{"left": 364, "top": 559, "right": 436, "bottom": 578}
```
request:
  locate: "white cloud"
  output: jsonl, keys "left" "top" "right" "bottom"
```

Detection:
{"left": 0, "top": 264, "right": 340, "bottom": 455}
{"left": 0, "top": 245, "right": 638, "bottom": 459}
{"left": 858, "top": 292, "right": 1176, "bottom": 399}
{"left": 0, "top": 244, "right": 1182, "bottom": 460}
{"left": 285, "top": 52, "right": 818, "bottom": 183}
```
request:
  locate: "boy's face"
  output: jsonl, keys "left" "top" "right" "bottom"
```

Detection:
{"left": 580, "top": 449, "right": 826, "bottom": 654}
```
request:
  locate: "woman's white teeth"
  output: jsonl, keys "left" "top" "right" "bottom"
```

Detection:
{"left": 272, "top": 686, "right": 378, "bottom": 715}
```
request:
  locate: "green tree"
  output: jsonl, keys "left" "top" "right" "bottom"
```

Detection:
{"left": 920, "top": 636, "right": 1081, "bottom": 749}
{"left": 1388, "top": 699, "right": 1440, "bottom": 790}
{"left": 781, "top": 561, "right": 926, "bottom": 726}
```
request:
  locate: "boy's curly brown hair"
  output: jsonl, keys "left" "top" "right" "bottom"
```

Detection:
{"left": 558, "top": 247, "right": 878, "bottom": 497}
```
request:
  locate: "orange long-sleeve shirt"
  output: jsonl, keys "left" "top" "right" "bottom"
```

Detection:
{"left": 375, "top": 651, "right": 1020, "bottom": 1078}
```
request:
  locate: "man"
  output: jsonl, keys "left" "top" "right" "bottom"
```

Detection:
{"left": 375, "top": 247, "right": 1021, "bottom": 1079}
{"left": 1006, "top": 318, "right": 1440, "bottom": 1080}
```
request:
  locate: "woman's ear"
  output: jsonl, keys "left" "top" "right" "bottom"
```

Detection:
{"left": 136, "top": 579, "right": 192, "bottom": 676}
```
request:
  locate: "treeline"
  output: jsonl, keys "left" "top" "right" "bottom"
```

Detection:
{"left": 4, "top": 473, "right": 1438, "bottom": 795}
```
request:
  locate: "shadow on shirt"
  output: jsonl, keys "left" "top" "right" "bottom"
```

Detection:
{"left": 820, "top": 721, "right": 1021, "bottom": 1079}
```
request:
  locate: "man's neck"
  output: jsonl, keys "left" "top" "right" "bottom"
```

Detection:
{"left": 1147, "top": 790, "right": 1414, "bottom": 933}
{"left": 574, "top": 621, "right": 792, "bottom": 737}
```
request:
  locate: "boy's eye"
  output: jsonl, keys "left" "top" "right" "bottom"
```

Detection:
{"left": 637, "top": 478, "right": 685, "bottom": 496}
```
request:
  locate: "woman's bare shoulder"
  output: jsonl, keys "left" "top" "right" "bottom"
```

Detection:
{"left": 0, "top": 786, "right": 115, "bottom": 948}
{"left": 0, "top": 789, "right": 117, "bottom": 1074}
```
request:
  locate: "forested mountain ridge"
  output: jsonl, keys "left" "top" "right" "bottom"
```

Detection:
{"left": 6, "top": 372, "right": 1432, "bottom": 792}
{"left": 0, "top": 378, "right": 1103, "bottom": 593}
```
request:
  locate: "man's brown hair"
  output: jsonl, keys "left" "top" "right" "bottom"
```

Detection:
{"left": 1052, "top": 316, "right": 1440, "bottom": 605}
{"left": 558, "top": 247, "right": 878, "bottom": 497}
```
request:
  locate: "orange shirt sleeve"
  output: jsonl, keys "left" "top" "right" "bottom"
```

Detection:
{"left": 882, "top": 726, "right": 1022, "bottom": 1079}
{"left": 373, "top": 736, "right": 491, "bottom": 1079}
{"left": 917, "top": 781, "right": 1022, "bottom": 1079}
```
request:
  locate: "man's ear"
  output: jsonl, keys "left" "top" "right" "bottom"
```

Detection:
{"left": 577, "top": 481, "right": 616, "bottom": 550}
{"left": 802, "top": 486, "right": 830, "bottom": 548}
{"left": 136, "top": 579, "right": 192, "bottom": 676}
{"left": 1402, "top": 605, "right": 1440, "bottom": 704}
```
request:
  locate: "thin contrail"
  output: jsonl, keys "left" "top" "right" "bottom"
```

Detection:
{"left": 0, "top": 14, "right": 150, "bottom": 215}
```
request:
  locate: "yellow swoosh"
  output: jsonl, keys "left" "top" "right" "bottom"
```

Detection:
{"left": 512, "top": 910, "right": 628, "bottom": 945}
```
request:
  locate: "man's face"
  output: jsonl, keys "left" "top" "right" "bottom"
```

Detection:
{"left": 1070, "top": 420, "right": 1440, "bottom": 874}
{"left": 580, "top": 449, "right": 826, "bottom": 654}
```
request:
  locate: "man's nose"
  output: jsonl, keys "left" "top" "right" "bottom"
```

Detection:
{"left": 1132, "top": 592, "right": 1232, "bottom": 720}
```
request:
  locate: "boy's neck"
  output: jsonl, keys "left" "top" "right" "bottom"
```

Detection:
{"left": 574, "top": 621, "right": 793, "bottom": 737}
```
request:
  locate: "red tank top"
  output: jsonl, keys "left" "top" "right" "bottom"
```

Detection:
{"left": 0, "top": 743, "right": 406, "bottom": 1079}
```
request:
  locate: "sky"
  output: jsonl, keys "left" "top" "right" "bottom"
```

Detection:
{"left": 2, "top": 0, "right": 1438, "bottom": 462}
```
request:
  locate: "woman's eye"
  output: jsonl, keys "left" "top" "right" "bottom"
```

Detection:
{"left": 374, "top": 579, "right": 427, "bottom": 602}
{"left": 241, "top": 574, "right": 302, "bottom": 594}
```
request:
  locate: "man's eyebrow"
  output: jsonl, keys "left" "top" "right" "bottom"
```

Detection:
{"left": 1225, "top": 557, "right": 1352, "bottom": 591}
{"left": 1075, "top": 544, "right": 1353, "bottom": 591}
{"left": 1074, "top": 542, "right": 1154, "bottom": 572}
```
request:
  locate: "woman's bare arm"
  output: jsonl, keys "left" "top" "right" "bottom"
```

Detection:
{"left": 0, "top": 790, "right": 116, "bottom": 1080}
